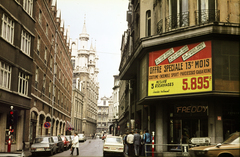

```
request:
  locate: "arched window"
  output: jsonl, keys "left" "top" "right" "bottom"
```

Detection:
{"left": 146, "top": 10, "right": 151, "bottom": 37}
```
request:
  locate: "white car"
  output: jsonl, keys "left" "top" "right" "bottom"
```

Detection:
{"left": 103, "top": 136, "right": 124, "bottom": 156}
{"left": 78, "top": 134, "right": 86, "bottom": 142}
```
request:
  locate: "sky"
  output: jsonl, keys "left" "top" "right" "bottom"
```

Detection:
{"left": 57, "top": 0, "right": 129, "bottom": 99}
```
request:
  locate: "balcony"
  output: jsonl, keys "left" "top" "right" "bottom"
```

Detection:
{"left": 165, "top": 11, "right": 189, "bottom": 32}
{"left": 195, "top": 9, "right": 220, "bottom": 25}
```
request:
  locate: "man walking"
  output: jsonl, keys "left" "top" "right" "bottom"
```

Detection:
{"left": 126, "top": 131, "right": 134, "bottom": 156}
{"left": 133, "top": 130, "right": 141, "bottom": 156}
{"left": 70, "top": 133, "right": 79, "bottom": 156}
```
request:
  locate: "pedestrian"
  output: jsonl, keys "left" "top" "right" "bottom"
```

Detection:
{"left": 140, "top": 130, "right": 144, "bottom": 156}
{"left": 127, "top": 131, "right": 134, "bottom": 156}
{"left": 143, "top": 130, "right": 152, "bottom": 156}
{"left": 70, "top": 133, "right": 79, "bottom": 156}
{"left": 133, "top": 130, "right": 141, "bottom": 156}
{"left": 123, "top": 132, "right": 129, "bottom": 155}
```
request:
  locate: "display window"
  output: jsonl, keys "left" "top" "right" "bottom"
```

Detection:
{"left": 168, "top": 104, "right": 208, "bottom": 151}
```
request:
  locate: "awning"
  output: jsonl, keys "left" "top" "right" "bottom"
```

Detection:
{"left": 66, "top": 121, "right": 74, "bottom": 131}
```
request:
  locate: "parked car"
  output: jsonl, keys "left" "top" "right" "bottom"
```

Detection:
{"left": 65, "top": 135, "right": 72, "bottom": 148}
{"left": 30, "top": 136, "right": 57, "bottom": 156}
{"left": 103, "top": 136, "right": 124, "bottom": 156}
{"left": 189, "top": 132, "right": 240, "bottom": 157}
{"left": 61, "top": 136, "right": 70, "bottom": 150}
{"left": 78, "top": 134, "right": 86, "bottom": 142}
{"left": 52, "top": 136, "right": 64, "bottom": 153}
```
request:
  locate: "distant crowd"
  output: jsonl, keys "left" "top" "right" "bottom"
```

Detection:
{"left": 123, "top": 129, "right": 152, "bottom": 156}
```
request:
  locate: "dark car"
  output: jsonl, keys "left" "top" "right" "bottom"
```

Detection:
{"left": 52, "top": 136, "right": 64, "bottom": 153}
{"left": 61, "top": 136, "right": 70, "bottom": 150}
{"left": 30, "top": 136, "right": 57, "bottom": 156}
{"left": 65, "top": 135, "right": 72, "bottom": 148}
{"left": 189, "top": 132, "right": 240, "bottom": 157}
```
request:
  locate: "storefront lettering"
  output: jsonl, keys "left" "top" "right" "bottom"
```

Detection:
{"left": 176, "top": 106, "right": 208, "bottom": 113}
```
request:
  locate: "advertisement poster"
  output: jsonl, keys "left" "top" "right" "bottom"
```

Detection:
{"left": 148, "top": 41, "right": 212, "bottom": 96}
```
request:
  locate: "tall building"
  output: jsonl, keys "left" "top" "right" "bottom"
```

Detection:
{"left": 97, "top": 96, "right": 112, "bottom": 134}
{"left": 111, "top": 75, "right": 120, "bottom": 135}
{"left": 0, "top": 0, "right": 35, "bottom": 152}
{"left": 119, "top": 0, "right": 239, "bottom": 155}
{"left": 71, "top": 19, "right": 99, "bottom": 136}
{"left": 28, "top": 0, "right": 73, "bottom": 148}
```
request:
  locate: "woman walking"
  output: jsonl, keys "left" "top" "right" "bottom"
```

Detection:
{"left": 70, "top": 133, "right": 79, "bottom": 156}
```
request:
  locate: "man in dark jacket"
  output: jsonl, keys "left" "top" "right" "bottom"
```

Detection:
{"left": 133, "top": 130, "right": 141, "bottom": 156}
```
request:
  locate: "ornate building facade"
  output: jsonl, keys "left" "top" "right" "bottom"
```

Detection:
{"left": 119, "top": 0, "right": 239, "bottom": 156}
{"left": 71, "top": 20, "right": 99, "bottom": 136}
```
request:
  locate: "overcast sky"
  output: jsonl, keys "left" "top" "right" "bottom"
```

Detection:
{"left": 57, "top": 0, "right": 128, "bottom": 99}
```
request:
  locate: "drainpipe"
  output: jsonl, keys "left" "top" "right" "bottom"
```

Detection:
{"left": 51, "top": 30, "right": 57, "bottom": 136}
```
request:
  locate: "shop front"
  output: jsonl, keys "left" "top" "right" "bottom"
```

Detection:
{"left": 168, "top": 103, "right": 209, "bottom": 146}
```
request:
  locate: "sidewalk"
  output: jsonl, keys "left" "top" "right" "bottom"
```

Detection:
{"left": 14, "top": 150, "right": 32, "bottom": 157}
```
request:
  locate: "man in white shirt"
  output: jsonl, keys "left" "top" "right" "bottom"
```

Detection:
{"left": 126, "top": 131, "right": 134, "bottom": 156}
{"left": 70, "top": 133, "right": 79, "bottom": 156}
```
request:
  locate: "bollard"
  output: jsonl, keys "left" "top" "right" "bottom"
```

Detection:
{"left": 152, "top": 131, "right": 155, "bottom": 157}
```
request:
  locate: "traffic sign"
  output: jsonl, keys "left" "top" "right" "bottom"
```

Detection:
{"left": 44, "top": 122, "right": 51, "bottom": 128}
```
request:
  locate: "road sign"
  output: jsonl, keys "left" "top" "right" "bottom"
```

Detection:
{"left": 44, "top": 122, "right": 51, "bottom": 128}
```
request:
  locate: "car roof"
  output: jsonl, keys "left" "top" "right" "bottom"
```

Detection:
{"left": 105, "top": 136, "right": 121, "bottom": 138}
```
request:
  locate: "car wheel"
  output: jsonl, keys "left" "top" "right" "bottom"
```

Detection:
{"left": 49, "top": 150, "right": 53, "bottom": 156}
{"left": 103, "top": 151, "right": 107, "bottom": 157}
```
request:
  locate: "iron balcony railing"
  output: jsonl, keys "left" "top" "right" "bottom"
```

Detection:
{"left": 195, "top": 9, "right": 220, "bottom": 25}
{"left": 165, "top": 11, "right": 189, "bottom": 32}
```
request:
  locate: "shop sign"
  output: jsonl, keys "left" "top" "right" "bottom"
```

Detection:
{"left": 148, "top": 41, "right": 212, "bottom": 96}
{"left": 191, "top": 137, "right": 211, "bottom": 144}
{"left": 174, "top": 105, "right": 208, "bottom": 116}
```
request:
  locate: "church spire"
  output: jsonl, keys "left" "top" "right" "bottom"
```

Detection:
{"left": 82, "top": 15, "right": 87, "bottom": 34}
{"left": 79, "top": 14, "right": 89, "bottom": 49}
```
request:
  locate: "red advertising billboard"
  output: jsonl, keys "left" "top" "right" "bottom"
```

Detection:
{"left": 148, "top": 41, "right": 212, "bottom": 96}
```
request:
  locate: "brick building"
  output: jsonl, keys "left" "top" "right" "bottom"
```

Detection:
{"left": 27, "top": 0, "right": 73, "bottom": 148}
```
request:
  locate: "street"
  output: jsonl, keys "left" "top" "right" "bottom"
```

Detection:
{"left": 52, "top": 139, "right": 103, "bottom": 157}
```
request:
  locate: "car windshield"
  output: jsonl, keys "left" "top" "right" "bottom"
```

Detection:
{"left": 52, "top": 136, "right": 58, "bottom": 142}
{"left": 105, "top": 137, "right": 123, "bottom": 144}
{"left": 79, "top": 134, "right": 84, "bottom": 137}
{"left": 34, "top": 137, "right": 49, "bottom": 144}
{"left": 223, "top": 132, "right": 239, "bottom": 144}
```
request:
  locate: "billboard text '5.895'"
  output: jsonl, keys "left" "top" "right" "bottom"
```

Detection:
{"left": 148, "top": 41, "right": 212, "bottom": 96}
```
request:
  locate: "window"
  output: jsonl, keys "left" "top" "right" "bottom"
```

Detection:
{"left": 37, "top": 36, "right": 40, "bottom": 55}
{"left": 18, "top": 72, "right": 29, "bottom": 95}
{"left": 35, "top": 67, "right": 39, "bottom": 88}
{"left": 42, "top": 75, "right": 46, "bottom": 93}
{"left": 1, "top": 14, "right": 14, "bottom": 44}
{"left": 39, "top": 9, "right": 42, "bottom": 24}
{"left": 21, "top": 30, "right": 31, "bottom": 56}
{"left": 146, "top": 10, "right": 151, "bottom": 37}
{"left": 50, "top": 56, "right": 53, "bottom": 71}
{"left": 49, "top": 81, "right": 51, "bottom": 98}
{"left": 23, "top": 0, "right": 33, "bottom": 16}
{"left": 44, "top": 47, "right": 47, "bottom": 64}
{"left": 0, "top": 61, "right": 12, "bottom": 89}
{"left": 46, "top": 23, "right": 48, "bottom": 36}
{"left": 167, "top": 0, "right": 189, "bottom": 31}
